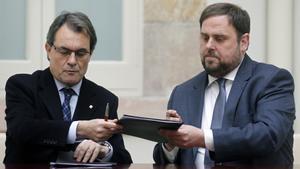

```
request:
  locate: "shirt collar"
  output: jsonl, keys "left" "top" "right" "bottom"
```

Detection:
{"left": 54, "top": 79, "right": 82, "bottom": 96}
{"left": 207, "top": 56, "right": 244, "bottom": 86}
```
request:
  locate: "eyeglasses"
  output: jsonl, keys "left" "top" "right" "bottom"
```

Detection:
{"left": 52, "top": 44, "right": 90, "bottom": 59}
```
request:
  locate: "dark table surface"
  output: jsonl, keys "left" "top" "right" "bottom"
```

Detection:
{"left": 1, "top": 163, "right": 299, "bottom": 169}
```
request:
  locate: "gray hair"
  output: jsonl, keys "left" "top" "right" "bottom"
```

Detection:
{"left": 46, "top": 11, "right": 97, "bottom": 53}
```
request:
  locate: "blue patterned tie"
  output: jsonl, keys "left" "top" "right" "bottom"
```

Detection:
{"left": 211, "top": 78, "right": 226, "bottom": 129}
{"left": 61, "top": 88, "right": 76, "bottom": 121}
{"left": 205, "top": 78, "right": 226, "bottom": 164}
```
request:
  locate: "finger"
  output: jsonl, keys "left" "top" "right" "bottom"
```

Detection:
{"left": 90, "top": 146, "right": 100, "bottom": 162}
{"left": 75, "top": 148, "right": 85, "bottom": 162}
{"left": 102, "top": 121, "right": 118, "bottom": 129}
{"left": 82, "top": 145, "right": 94, "bottom": 163}
{"left": 73, "top": 147, "right": 79, "bottom": 158}
{"left": 166, "top": 110, "right": 177, "bottom": 117}
{"left": 103, "top": 123, "right": 123, "bottom": 133}
{"left": 166, "top": 110, "right": 181, "bottom": 120}
{"left": 73, "top": 141, "right": 85, "bottom": 159}
{"left": 111, "top": 119, "right": 119, "bottom": 123}
{"left": 74, "top": 140, "right": 88, "bottom": 162}
{"left": 110, "top": 126, "right": 123, "bottom": 134}
{"left": 110, "top": 124, "right": 123, "bottom": 131}
{"left": 172, "top": 112, "right": 181, "bottom": 119}
{"left": 168, "top": 117, "right": 181, "bottom": 122}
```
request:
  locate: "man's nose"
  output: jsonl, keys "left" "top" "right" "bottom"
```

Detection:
{"left": 206, "top": 38, "right": 216, "bottom": 49}
{"left": 67, "top": 52, "right": 77, "bottom": 65}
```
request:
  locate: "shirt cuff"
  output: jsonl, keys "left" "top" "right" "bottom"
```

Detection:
{"left": 203, "top": 128, "right": 215, "bottom": 151}
{"left": 67, "top": 121, "right": 79, "bottom": 144}
{"left": 162, "top": 143, "right": 179, "bottom": 163}
{"left": 97, "top": 141, "right": 113, "bottom": 162}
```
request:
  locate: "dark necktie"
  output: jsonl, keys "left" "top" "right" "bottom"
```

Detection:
{"left": 211, "top": 78, "right": 226, "bottom": 129}
{"left": 205, "top": 78, "right": 227, "bottom": 164}
{"left": 61, "top": 88, "right": 76, "bottom": 121}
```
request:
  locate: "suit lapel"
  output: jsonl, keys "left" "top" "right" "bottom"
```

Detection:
{"left": 39, "top": 68, "right": 63, "bottom": 120}
{"left": 189, "top": 73, "right": 208, "bottom": 128}
{"left": 223, "top": 55, "right": 253, "bottom": 128}
{"left": 72, "top": 78, "right": 97, "bottom": 120}
{"left": 39, "top": 70, "right": 98, "bottom": 121}
{"left": 189, "top": 73, "right": 208, "bottom": 160}
{"left": 190, "top": 56, "right": 253, "bottom": 159}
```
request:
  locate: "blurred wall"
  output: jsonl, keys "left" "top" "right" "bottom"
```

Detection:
{"left": 119, "top": 0, "right": 205, "bottom": 163}
{"left": 143, "top": 0, "right": 203, "bottom": 97}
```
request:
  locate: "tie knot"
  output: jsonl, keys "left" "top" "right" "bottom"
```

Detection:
{"left": 61, "top": 88, "right": 76, "bottom": 97}
{"left": 216, "top": 78, "right": 226, "bottom": 88}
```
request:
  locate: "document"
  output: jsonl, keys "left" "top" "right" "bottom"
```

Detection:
{"left": 118, "top": 114, "right": 183, "bottom": 142}
{"left": 50, "top": 161, "right": 116, "bottom": 168}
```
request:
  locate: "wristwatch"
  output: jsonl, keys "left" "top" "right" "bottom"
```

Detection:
{"left": 100, "top": 141, "right": 112, "bottom": 154}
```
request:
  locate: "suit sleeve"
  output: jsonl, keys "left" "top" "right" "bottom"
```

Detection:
{"left": 212, "top": 69, "right": 295, "bottom": 162}
{"left": 153, "top": 86, "right": 181, "bottom": 164}
{"left": 153, "top": 143, "right": 175, "bottom": 164}
{"left": 106, "top": 96, "right": 132, "bottom": 164}
{"left": 5, "top": 75, "right": 71, "bottom": 148}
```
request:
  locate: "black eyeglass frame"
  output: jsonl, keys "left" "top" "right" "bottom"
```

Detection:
{"left": 52, "top": 44, "right": 91, "bottom": 59}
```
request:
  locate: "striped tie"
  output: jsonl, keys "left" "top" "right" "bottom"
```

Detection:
{"left": 61, "top": 88, "right": 75, "bottom": 121}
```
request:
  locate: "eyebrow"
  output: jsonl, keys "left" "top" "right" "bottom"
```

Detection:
{"left": 60, "top": 46, "right": 89, "bottom": 52}
{"left": 200, "top": 31, "right": 227, "bottom": 36}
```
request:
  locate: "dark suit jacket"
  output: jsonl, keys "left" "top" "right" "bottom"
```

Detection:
{"left": 4, "top": 68, "right": 132, "bottom": 164}
{"left": 153, "top": 55, "right": 295, "bottom": 166}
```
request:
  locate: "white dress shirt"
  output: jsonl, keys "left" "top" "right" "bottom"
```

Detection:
{"left": 54, "top": 79, "right": 112, "bottom": 162}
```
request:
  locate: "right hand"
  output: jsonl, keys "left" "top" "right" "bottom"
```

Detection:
{"left": 77, "top": 119, "right": 122, "bottom": 142}
{"left": 161, "top": 124, "right": 205, "bottom": 149}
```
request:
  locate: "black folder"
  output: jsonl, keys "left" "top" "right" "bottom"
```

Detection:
{"left": 118, "top": 114, "right": 183, "bottom": 142}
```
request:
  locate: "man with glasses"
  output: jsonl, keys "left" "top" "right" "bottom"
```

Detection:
{"left": 4, "top": 11, "right": 132, "bottom": 164}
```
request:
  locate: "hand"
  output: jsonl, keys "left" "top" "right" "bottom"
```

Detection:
{"left": 163, "top": 110, "right": 182, "bottom": 150}
{"left": 160, "top": 124, "right": 205, "bottom": 148}
{"left": 73, "top": 139, "right": 109, "bottom": 163}
{"left": 77, "top": 119, "right": 122, "bottom": 142}
{"left": 166, "top": 110, "right": 182, "bottom": 122}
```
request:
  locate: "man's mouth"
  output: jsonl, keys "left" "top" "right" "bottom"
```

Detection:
{"left": 205, "top": 55, "right": 218, "bottom": 60}
{"left": 64, "top": 70, "right": 78, "bottom": 73}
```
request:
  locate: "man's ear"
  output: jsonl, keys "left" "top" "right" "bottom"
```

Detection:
{"left": 240, "top": 33, "right": 250, "bottom": 52}
{"left": 45, "top": 43, "right": 51, "bottom": 61}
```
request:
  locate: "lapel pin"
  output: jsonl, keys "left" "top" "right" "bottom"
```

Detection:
{"left": 89, "top": 105, "right": 93, "bottom": 109}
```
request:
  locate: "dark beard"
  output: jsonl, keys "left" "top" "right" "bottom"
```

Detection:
{"left": 202, "top": 60, "right": 231, "bottom": 78}
{"left": 201, "top": 47, "right": 243, "bottom": 78}
{"left": 201, "top": 55, "right": 242, "bottom": 78}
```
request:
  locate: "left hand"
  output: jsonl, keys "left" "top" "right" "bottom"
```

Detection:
{"left": 73, "top": 139, "right": 109, "bottom": 163}
{"left": 159, "top": 124, "right": 205, "bottom": 148}
{"left": 166, "top": 110, "right": 182, "bottom": 122}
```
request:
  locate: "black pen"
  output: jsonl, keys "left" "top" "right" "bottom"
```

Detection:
{"left": 104, "top": 103, "right": 109, "bottom": 121}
